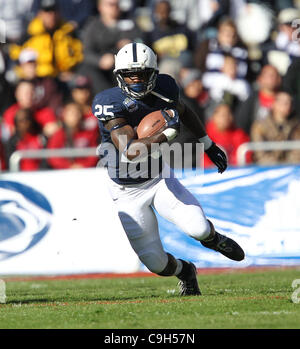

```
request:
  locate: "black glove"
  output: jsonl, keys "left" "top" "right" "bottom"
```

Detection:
{"left": 161, "top": 109, "right": 180, "bottom": 132}
{"left": 205, "top": 142, "right": 227, "bottom": 173}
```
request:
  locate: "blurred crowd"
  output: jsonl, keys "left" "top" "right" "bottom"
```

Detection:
{"left": 1, "top": 0, "right": 300, "bottom": 172}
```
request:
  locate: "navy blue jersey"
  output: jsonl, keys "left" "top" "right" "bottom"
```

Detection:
{"left": 92, "top": 74, "right": 179, "bottom": 184}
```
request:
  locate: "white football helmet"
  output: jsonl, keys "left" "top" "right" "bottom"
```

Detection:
{"left": 114, "top": 42, "right": 159, "bottom": 99}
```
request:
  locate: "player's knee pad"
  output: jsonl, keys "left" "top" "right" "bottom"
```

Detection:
{"left": 157, "top": 253, "right": 178, "bottom": 277}
{"left": 138, "top": 249, "right": 169, "bottom": 275}
{"left": 185, "top": 215, "right": 211, "bottom": 241}
{"left": 176, "top": 205, "right": 211, "bottom": 241}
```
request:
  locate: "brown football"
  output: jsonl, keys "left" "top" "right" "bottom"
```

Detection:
{"left": 136, "top": 110, "right": 169, "bottom": 138}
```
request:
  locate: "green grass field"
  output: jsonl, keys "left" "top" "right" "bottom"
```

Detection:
{"left": 1, "top": 268, "right": 300, "bottom": 329}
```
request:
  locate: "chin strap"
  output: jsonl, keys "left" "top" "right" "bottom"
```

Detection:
{"left": 151, "top": 90, "right": 174, "bottom": 103}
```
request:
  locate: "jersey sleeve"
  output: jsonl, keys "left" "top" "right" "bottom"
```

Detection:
{"left": 92, "top": 89, "right": 127, "bottom": 122}
{"left": 156, "top": 74, "right": 180, "bottom": 106}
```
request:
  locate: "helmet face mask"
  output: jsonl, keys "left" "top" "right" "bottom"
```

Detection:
{"left": 114, "top": 43, "right": 158, "bottom": 99}
{"left": 115, "top": 67, "right": 158, "bottom": 99}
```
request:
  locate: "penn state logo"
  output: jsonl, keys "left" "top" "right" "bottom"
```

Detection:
{"left": 0, "top": 181, "right": 52, "bottom": 261}
{"left": 123, "top": 97, "right": 138, "bottom": 112}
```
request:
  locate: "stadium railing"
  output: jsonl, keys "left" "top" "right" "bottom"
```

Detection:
{"left": 5, "top": 141, "right": 300, "bottom": 171}
{"left": 8, "top": 147, "right": 99, "bottom": 172}
{"left": 236, "top": 140, "right": 300, "bottom": 166}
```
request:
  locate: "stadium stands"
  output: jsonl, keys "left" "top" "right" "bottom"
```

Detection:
{"left": 1, "top": 0, "right": 300, "bottom": 172}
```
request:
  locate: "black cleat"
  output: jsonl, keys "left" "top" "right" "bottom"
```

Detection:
{"left": 201, "top": 232, "right": 245, "bottom": 261}
{"left": 177, "top": 261, "right": 201, "bottom": 296}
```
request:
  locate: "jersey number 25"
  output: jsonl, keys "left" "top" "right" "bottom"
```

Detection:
{"left": 94, "top": 105, "right": 114, "bottom": 120}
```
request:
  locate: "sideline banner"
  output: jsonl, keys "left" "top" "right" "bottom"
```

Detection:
{"left": 158, "top": 165, "right": 300, "bottom": 268}
{"left": 0, "top": 168, "right": 139, "bottom": 275}
{"left": 0, "top": 165, "right": 300, "bottom": 275}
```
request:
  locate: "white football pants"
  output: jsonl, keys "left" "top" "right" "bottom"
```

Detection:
{"left": 105, "top": 166, "right": 211, "bottom": 274}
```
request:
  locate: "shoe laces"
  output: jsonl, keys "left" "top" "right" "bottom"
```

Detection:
{"left": 178, "top": 278, "right": 199, "bottom": 295}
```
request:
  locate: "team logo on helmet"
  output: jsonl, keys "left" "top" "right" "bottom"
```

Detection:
{"left": 0, "top": 181, "right": 53, "bottom": 261}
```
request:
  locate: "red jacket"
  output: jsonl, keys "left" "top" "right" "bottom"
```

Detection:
{"left": 3, "top": 103, "right": 57, "bottom": 136}
{"left": 47, "top": 127, "right": 98, "bottom": 169}
{"left": 204, "top": 120, "right": 251, "bottom": 167}
{"left": 0, "top": 139, "right": 6, "bottom": 171}
{"left": 12, "top": 133, "right": 44, "bottom": 171}
{"left": 82, "top": 109, "right": 100, "bottom": 143}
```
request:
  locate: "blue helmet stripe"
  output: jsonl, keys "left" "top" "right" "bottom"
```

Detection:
{"left": 132, "top": 43, "right": 137, "bottom": 62}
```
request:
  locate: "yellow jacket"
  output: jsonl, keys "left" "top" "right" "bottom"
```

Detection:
{"left": 10, "top": 17, "right": 83, "bottom": 77}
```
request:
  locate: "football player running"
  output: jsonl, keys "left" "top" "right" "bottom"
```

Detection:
{"left": 92, "top": 43, "right": 244, "bottom": 296}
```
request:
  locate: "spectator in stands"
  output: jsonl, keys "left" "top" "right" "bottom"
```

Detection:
{"left": 2, "top": 80, "right": 59, "bottom": 140}
{"left": 194, "top": 17, "right": 248, "bottom": 79}
{"left": 15, "top": 48, "right": 64, "bottom": 116}
{"left": 0, "top": 50, "right": 15, "bottom": 117}
{"left": 197, "top": 0, "right": 230, "bottom": 38}
{"left": 47, "top": 102, "right": 98, "bottom": 169}
{"left": 204, "top": 103, "right": 251, "bottom": 167}
{"left": 250, "top": 91, "right": 300, "bottom": 165}
{"left": 145, "top": 0, "right": 196, "bottom": 72}
{"left": 179, "top": 68, "right": 210, "bottom": 123}
{"left": 234, "top": 1, "right": 274, "bottom": 81}
{"left": 9, "top": 0, "right": 83, "bottom": 80}
{"left": 31, "top": 0, "right": 97, "bottom": 29}
{"left": 263, "top": 7, "right": 300, "bottom": 76}
{"left": 70, "top": 75, "right": 100, "bottom": 143}
{"left": 146, "top": 0, "right": 203, "bottom": 32}
{"left": 71, "top": 75, "right": 94, "bottom": 122}
{"left": 202, "top": 54, "right": 251, "bottom": 108}
{"left": 0, "top": 0, "right": 34, "bottom": 43}
{"left": 168, "top": 68, "right": 211, "bottom": 168}
{"left": 79, "top": 0, "right": 144, "bottom": 94}
{"left": 235, "top": 64, "right": 282, "bottom": 135}
{"left": 5, "top": 108, "right": 46, "bottom": 171}
{"left": 282, "top": 57, "right": 300, "bottom": 118}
